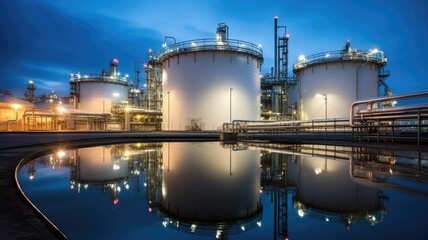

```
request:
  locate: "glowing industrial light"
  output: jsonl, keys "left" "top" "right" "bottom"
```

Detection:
{"left": 113, "top": 198, "right": 119, "bottom": 205}
{"left": 285, "top": 33, "right": 290, "bottom": 39}
{"left": 258, "top": 44, "right": 262, "bottom": 48}
{"left": 314, "top": 168, "right": 322, "bottom": 175}
{"left": 117, "top": 72, "right": 121, "bottom": 76}
{"left": 316, "top": 93, "right": 327, "bottom": 99}
{"left": 241, "top": 225, "right": 246, "bottom": 231}
{"left": 29, "top": 80, "right": 34, "bottom": 84}
{"left": 29, "top": 175, "right": 35, "bottom": 180}
{"left": 191, "top": 41, "right": 197, "bottom": 47}
{"left": 326, "top": 218, "right": 330, "bottom": 222}
{"left": 113, "top": 93, "right": 120, "bottom": 98}
{"left": 162, "top": 42, "right": 166, "bottom": 48}
{"left": 298, "top": 55, "right": 306, "bottom": 62}
{"left": 112, "top": 58, "right": 119, "bottom": 64}
{"left": 125, "top": 74, "right": 129, "bottom": 78}
{"left": 257, "top": 221, "right": 262, "bottom": 227}
{"left": 84, "top": 184, "right": 88, "bottom": 189}
{"left": 57, "top": 106, "right": 66, "bottom": 114}
{"left": 148, "top": 48, "right": 152, "bottom": 53}
{"left": 325, "top": 53, "right": 330, "bottom": 58}
{"left": 148, "top": 207, "right": 152, "bottom": 213}
{"left": 83, "top": 75, "right": 88, "bottom": 78}
{"left": 191, "top": 224, "right": 197, "bottom": 232}
{"left": 11, "top": 103, "right": 21, "bottom": 110}
{"left": 162, "top": 220, "right": 168, "bottom": 227}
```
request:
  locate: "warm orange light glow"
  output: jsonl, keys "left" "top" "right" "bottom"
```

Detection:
{"left": 11, "top": 103, "right": 21, "bottom": 110}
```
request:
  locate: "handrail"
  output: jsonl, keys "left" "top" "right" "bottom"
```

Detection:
{"left": 349, "top": 91, "right": 428, "bottom": 126}
{"left": 293, "top": 49, "right": 387, "bottom": 72}
{"left": 158, "top": 38, "right": 263, "bottom": 62}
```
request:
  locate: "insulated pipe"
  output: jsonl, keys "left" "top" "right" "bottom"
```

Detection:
{"left": 349, "top": 91, "right": 428, "bottom": 126}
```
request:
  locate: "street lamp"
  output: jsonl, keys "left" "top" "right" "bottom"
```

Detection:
{"left": 316, "top": 93, "right": 327, "bottom": 119}
{"left": 7, "top": 104, "right": 21, "bottom": 131}
{"left": 230, "top": 88, "right": 233, "bottom": 123}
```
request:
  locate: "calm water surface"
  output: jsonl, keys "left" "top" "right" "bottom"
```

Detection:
{"left": 18, "top": 142, "right": 428, "bottom": 239}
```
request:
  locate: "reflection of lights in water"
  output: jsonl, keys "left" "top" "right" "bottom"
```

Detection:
{"left": 240, "top": 225, "right": 246, "bottom": 231}
{"left": 256, "top": 221, "right": 262, "bottom": 227}
{"left": 216, "top": 230, "right": 222, "bottom": 239}
{"left": 113, "top": 198, "right": 119, "bottom": 205}
{"left": 298, "top": 209, "right": 306, "bottom": 218}
{"left": 191, "top": 224, "right": 197, "bottom": 233}
{"left": 315, "top": 168, "right": 322, "bottom": 175}
{"left": 162, "top": 185, "right": 167, "bottom": 197}
{"left": 113, "top": 163, "right": 120, "bottom": 170}
{"left": 84, "top": 184, "right": 88, "bottom": 189}
{"left": 117, "top": 186, "right": 121, "bottom": 192}
{"left": 148, "top": 207, "right": 152, "bottom": 213}
{"left": 162, "top": 220, "right": 168, "bottom": 228}
{"left": 57, "top": 150, "right": 65, "bottom": 158}
{"left": 143, "top": 182, "right": 147, "bottom": 187}
{"left": 326, "top": 218, "right": 330, "bottom": 222}
{"left": 125, "top": 184, "right": 129, "bottom": 190}
{"left": 29, "top": 175, "right": 34, "bottom": 180}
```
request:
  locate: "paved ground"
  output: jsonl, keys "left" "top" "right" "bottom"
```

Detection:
{"left": 0, "top": 131, "right": 219, "bottom": 240}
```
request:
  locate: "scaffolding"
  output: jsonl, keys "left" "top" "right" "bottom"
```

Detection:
{"left": 145, "top": 53, "right": 163, "bottom": 111}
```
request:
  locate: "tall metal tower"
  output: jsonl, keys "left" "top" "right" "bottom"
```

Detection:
{"left": 24, "top": 80, "right": 36, "bottom": 103}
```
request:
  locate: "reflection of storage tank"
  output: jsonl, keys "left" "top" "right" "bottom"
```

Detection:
{"left": 74, "top": 146, "right": 129, "bottom": 183}
{"left": 70, "top": 59, "right": 131, "bottom": 113}
{"left": 160, "top": 142, "right": 262, "bottom": 237}
{"left": 158, "top": 23, "right": 264, "bottom": 130}
{"left": 292, "top": 41, "right": 387, "bottom": 120}
{"left": 290, "top": 155, "right": 386, "bottom": 226}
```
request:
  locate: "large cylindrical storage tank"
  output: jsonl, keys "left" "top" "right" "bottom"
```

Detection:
{"left": 158, "top": 24, "right": 263, "bottom": 130}
{"left": 160, "top": 142, "right": 262, "bottom": 235}
{"left": 77, "top": 81, "right": 129, "bottom": 113}
{"left": 292, "top": 44, "right": 387, "bottom": 120}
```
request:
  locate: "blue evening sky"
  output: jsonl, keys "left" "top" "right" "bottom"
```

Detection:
{"left": 1, "top": 0, "right": 427, "bottom": 98}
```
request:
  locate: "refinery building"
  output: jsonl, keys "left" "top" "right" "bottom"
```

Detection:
{"left": 0, "top": 18, "right": 393, "bottom": 132}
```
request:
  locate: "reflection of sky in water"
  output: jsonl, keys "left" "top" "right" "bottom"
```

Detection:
{"left": 18, "top": 143, "right": 428, "bottom": 240}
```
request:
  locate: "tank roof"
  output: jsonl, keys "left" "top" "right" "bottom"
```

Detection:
{"left": 293, "top": 48, "right": 387, "bottom": 72}
{"left": 157, "top": 38, "right": 264, "bottom": 63}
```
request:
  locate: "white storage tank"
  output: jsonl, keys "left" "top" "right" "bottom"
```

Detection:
{"left": 292, "top": 41, "right": 387, "bottom": 120}
{"left": 158, "top": 23, "right": 263, "bottom": 130}
{"left": 71, "top": 59, "right": 131, "bottom": 113}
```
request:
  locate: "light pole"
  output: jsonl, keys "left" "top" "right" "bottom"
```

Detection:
{"left": 230, "top": 88, "right": 233, "bottom": 123}
{"left": 7, "top": 104, "right": 21, "bottom": 131}
{"left": 316, "top": 93, "right": 327, "bottom": 119}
